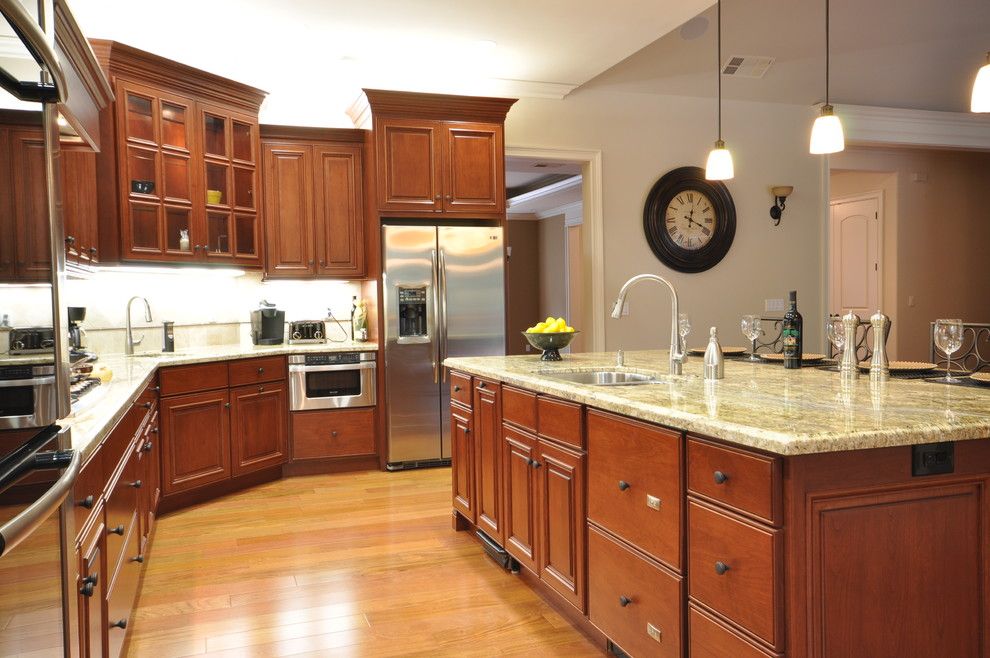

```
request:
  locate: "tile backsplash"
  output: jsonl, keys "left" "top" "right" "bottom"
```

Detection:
{"left": 0, "top": 268, "right": 362, "bottom": 355}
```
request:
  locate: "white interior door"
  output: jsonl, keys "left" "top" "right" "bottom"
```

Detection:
{"left": 829, "top": 195, "right": 880, "bottom": 317}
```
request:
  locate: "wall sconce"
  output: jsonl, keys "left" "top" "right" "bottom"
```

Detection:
{"left": 769, "top": 186, "right": 793, "bottom": 226}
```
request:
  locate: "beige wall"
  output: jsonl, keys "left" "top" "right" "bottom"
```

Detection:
{"left": 505, "top": 220, "right": 541, "bottom": 355}
{"left": 830, "top": 147, "right": 990, "bottom": 360}
{"left": 538, "top": 214, "right": 567, "bottom": 322}
{"left": 505, "top": 90, "right": 825, "bottom": 353}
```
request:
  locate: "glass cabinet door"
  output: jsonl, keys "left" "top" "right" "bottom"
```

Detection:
{"left": 205, "top": 211, "right": 233, "bottom": 259}
{"left": 203, "top": 113, "right": 227, "bottom": 158}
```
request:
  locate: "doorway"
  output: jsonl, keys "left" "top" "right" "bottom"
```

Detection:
{"left": 828, "top": 192, "right": 882, "bottom": 319}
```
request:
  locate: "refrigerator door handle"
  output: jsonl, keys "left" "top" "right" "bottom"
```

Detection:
{"left": 431, "top": 249, "right": 440, "bottom": 385}
{"left": 438, "top": 249, "right": 448, "bottom": 383}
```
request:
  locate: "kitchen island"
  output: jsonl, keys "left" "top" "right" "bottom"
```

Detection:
{"left": 444, "top": 350, "right": 990, "bottom": 658}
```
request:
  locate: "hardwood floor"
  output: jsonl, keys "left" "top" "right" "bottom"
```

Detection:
{"left": 129, "top": 468, "right": 603, "bottom": 657}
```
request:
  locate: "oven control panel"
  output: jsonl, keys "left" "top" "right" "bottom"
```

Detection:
{"left": 297, "top": 352, "right": 376, "bottom": 366}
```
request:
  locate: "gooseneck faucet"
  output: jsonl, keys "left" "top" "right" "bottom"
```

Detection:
{"left": 125, "top": 296, "right": 153, "bottom": 355}
{"left": 610, "top": 274, "right": 684, "bottom": 375}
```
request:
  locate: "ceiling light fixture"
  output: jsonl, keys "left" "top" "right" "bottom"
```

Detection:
{"left": 972, "top": 52, "right": 990, "bottom": 112}
{"left": 705, "top": 0, "right": 734, "bottom": 180}
{"left": 809, "top": 0, "right": 844, "bottom": 154}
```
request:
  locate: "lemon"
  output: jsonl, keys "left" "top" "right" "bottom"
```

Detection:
{"left": 564, "top": 326, "right": 575, "bottom": 333}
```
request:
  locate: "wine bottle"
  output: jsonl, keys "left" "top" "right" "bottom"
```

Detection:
{"left": 782, "top": 290, "right": 803, "bottom": 369}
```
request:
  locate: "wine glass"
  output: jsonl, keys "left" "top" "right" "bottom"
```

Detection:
{"left": 826, "top": 315, "right": 845, "bottom": 363}
{"left": 678, "top": 313, "right": 691, "bottom": 352}
{"left": 934, "top": 318, "right": 965, "bottom": 383}
{"left": 741, "top": 315, "right": 762, "bottom": 361}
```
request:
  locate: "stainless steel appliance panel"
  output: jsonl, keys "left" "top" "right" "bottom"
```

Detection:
{"left": 288, "top": 353, "right": 376, "bottom": 411}
{"left": 437, "top": 226, "right": 505, "bottom": 458}
{"left": 383, "top": 225, "right": 442, "bottom": 465}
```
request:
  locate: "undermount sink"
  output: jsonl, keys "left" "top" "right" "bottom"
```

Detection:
{"left": 543, "top": 369, "right": 658, "bottom": 386}
{"left": 128, "top": 350, "right": 188, "bottom": 358}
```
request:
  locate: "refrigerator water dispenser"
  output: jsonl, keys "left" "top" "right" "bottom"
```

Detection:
{"left": 397, "top": 287, "right": 428, "bottom": 339}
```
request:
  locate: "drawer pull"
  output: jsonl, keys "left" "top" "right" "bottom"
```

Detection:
{"left": 130, "top": 480, "right": 143, "bottom": 489}
{"left": 78, "top": 495, "right": 94, "bottom": 509}
{"left": 331, "top": 431, "right": 338, "bottom": 438}
{"left": 257, "top": 367, "right": 265, "bottom": 375}
{"left": 618, "top": 595, "right": 632, "bottom": 607}
{"left": 714, "top": 561, "right": 731, "bottom": 575}
{"left": 464, "top": 427, "right": 470, "bottom": 435}
{"left": 141, "top": 401, "right": 152, "bottom": 409}
{"left": 109, "top": 525, "right": 125, "bottom": 536}
{"left": 618, "top": 480, "right": 631, "bottom": 491}
{"left": 478, "top": 381, "right": 487, "bottom": 389}
{"left": 110, "top": 619, "right": 127, "bottom": 630}
{"left": 132, "top": 555, "right": 144, "bottom": 564}
{"left": 79, "top": 574, "right": 98, "bottom": 597}
{"left": 646, "top": 494, "right": 661, "bottom": 510}
{"left": 258, "top": 385, "right": 265, "bottom": 392}
{"left": 151, "top": 386, "right": 160, "bottom": 393}
{"left": 453, "top": 385, "right": 461, "bottom": 392}
{"left": 713, "top": 470, "right": 729, "bottom": 484}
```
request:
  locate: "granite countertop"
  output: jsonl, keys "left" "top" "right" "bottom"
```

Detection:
{"left": 443, "top": 350, "right": 990, "bottom": 456}
{"left": 63, "top": 339, "right": 377, "bottom": 461}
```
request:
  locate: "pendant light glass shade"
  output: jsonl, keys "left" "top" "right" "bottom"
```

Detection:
{"left": 972, "top": 53, "right": 990, "bottom": 112}
{"left": 705, "top": 139, "right": 734, "bottom": 180}
{"left": 809, "top": 104, "right": 844, "bottom": 154}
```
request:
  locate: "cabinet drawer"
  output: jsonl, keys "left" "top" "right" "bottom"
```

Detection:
{"left": 502, "top": 386, "right": 537, "bottom": 433}
{"left": 537, "top": 396, "right": 583, "bottom": 449}
{"left": 688, "top": 500, "right": 783, "bottom": 649}
{"left": 689, "top": 604, "right": 781, "bottom": 658}
{"left": 588, "top": 410, "right": 682, "bottom": 569}
{"left": 229, "top": 356, "right": 286, "bottom": 386}
{"left": 449, "top": 371, "right": 472, "bottom": 407}
{"left": 106, "top": 521, "right": 142, "bottom": 658}
{"left": 291, "top": 408, "right": 376, "bottom": 459}
{"left": 72, "top": 453, "right": 104, "bottom": 539}
{"left": 588, "top": 525, "right": 682, "bottom": 658}
{"left": 688, "top": 437, "right": 780, "bottom": 525}
{"left": 159, "top": 362, "right": 228, "bottom": 396}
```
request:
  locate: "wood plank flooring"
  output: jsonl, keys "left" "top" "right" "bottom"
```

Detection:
{"left": 129, "top": 468, "right": 603, "bottom": 657}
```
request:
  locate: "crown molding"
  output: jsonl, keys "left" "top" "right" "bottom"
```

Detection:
{"left": 538, "top": 200, "right": 583, "bottom": 224}
{"left": 363, "top": 88, "right": 517, "bottom": 123}
{"left": 508, "top": 174, "right": 581, "bottom": 208}
{"left": 347, "top": 93, "right": 372, "bottom": 129}
{"left": 834, "top": 103, "right": 990, "bottom": 151}
{"left": 260, "top": 124, "right": 367, "bottom": 144}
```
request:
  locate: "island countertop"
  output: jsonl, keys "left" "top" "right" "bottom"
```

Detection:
{"left": 443, "top": 349, "right": 990, "bottom": 456}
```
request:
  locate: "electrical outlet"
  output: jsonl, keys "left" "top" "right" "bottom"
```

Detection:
{"left": 907, "top": 295, "right": 916, "bottom": 307}
{"left": 765, "top": 298, "right": 786, "bottom": 312}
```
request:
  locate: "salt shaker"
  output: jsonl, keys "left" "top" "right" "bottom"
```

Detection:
{"left": 839, "top": 311, "right": 860, "bottom": 379}
{"left": 704, "top": 327, "right": 724, "bottom": 380}
{"left": 869, "top": 310, "right": 890, "bottom": 381}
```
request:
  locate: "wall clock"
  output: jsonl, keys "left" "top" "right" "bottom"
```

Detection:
{"left": 643, "top": 166, "right": 736, "bottom": 273}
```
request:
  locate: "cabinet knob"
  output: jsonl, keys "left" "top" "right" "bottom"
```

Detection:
{"left": 478, "top": 381, "right": 487, "bottom": 389}
{"left": 88, "top": 247, "right": 97, "bottom": 255}
{"left": 308, "top": 259, "right": 315, "bottom": 266}
{"left": 331, "top": 430, "right": 338, "bottom": 438}
{"left": 319, "top": 260, "right": 325, "bottom": 267}
{"left": 225, "top": 402, "right": 231, "bottom": 408}
{"left": 618, "top": 480, "right": 630, "bottom": 491}
{"left": 78, "top": 495, "right": 94, "bottom": 509}
{"left": 257, "top": 367, "right": 265, "bottom": 374}
{"left": 619, "top": 596, "right": 632, "bottom": 607}
{"left": 714, "top": 561, "right": 731, "bottom": 575}
{"left": 435, "top": 195, "right": 441, "bottom": 200}
{"left": 109, "top": 525, "right": 125, "bottom": 536}
{"left": 110, "top": 619, "right": 127, "bottom": 630}
{"left": 531, "top": 459, "right": 541, "bottom": 469}
{"left": 445, "top": 195, "right": 452, "bottom": 200}
{"left": 149, "top": 426, "right": 159, "bottom": 434}
{"left": 131, "top": 555, "right": 144, "bottom": 564}
{"left": 453, "top": 385, "right": 461, "bottom": 392}
{"left": 258, "top": 385, "right": 264, "bottom": 392}
{"left": 713, "top": 470, "right": 728, "bottom": 485}
{"left": 65, "top": 235, "right": 76, "bottom": 245}
{"left": 143, "top": 440, "right": 153, "bottom": 452}
{"left": 151, "top": 385, "right": 161, "bottom": 393}
{"left": 141, "top": 402, "right": 152, "bottom": 409}
{"left": 130, "top": 480, "right": 143, "bottom": 489}
{"left": 195, "top": 244, "right": 202, "bottom": 252}
{"left": 463, "top": 427, "right": 470, "bottom": 435}
{"left": 79, "top": 574, "right": 98, "bottom": 597}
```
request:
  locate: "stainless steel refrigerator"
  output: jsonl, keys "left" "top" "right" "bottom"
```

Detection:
{"left": 383, "top": 224, "right": 505, "bottom": 470}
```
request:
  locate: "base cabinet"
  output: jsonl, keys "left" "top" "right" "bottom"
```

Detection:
{"left": 231, "top": 381, "right": 288, "bottom": 475}
{"left": 502, "top": 425, "right": 538, "bottom": 574}
{"left": 77, "top": 510, "right": 106, "bottom": 658}
{"left": 290, "top": 407, "right": 376, "bottom": 460}
{"left": 536, "top": 437, "right": 585, "bottom": 613}
{"left": 450, "top": 402, "right": 475, "bottom": 522}
{"left": 473, "top": 379, "right": 503, "bottom": 545}
{"left": 161, "top": 389, "right": 231, "bottom": 495}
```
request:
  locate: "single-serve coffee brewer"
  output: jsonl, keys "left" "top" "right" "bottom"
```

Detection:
{"left": 251, "top": 301, "right": 285, "bottom": 345}
{"left": 68, "top": 306, "right": 87, "bottom": 350}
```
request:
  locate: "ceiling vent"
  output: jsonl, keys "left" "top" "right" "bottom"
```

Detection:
{"left": 722, "top": 55, "right": 774, "bottom": 79}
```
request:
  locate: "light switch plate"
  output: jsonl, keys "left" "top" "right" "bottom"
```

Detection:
{"left": 765, "top": 298, "right": 786, "bottom": 312}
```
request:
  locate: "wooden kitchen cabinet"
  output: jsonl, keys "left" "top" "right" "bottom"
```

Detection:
{"left": 502, "top": 424, "right": 538, "bottom": 574}
{"left": 536, "top": 436, "right": 586, "bottom": 613}
{"left": 61, "top": 142, "right": 101, "bottom": 265}
{"left": 10, "top": 128, "right": 51, "bottom": 281}
{"left": 261, "top": 126, "right": 366, "bottom": 279}
{"left": 76, "top": 505, "right": 106, "bottom": 658}
{"left": 450, "top": 402, "right": 475, "bottom": 523}
{"left": 365, "top": 90, "right": 516, "bottom": 219}
{"left": 291, "top": 408, "right": 376, "bottom": 460}
{"left": 230, "top": 381, "right": 288, "bottom": 476}
{"left": 473, "top": 378, "right": 503, "bottom": 545}
{"left": 160, "top": 389, "right": 231, "bottom": 495}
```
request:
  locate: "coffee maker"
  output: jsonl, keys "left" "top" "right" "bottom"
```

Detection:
{"left": 250, "top": 301, "right": 285, "bottom": 345}
{"left": 68, "top": 306, "right": 87, "bottom": 351}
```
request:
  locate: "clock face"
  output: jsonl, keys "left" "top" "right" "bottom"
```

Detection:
{"left": 643, "top": 166, "right": 736, "bottom": 273}
{"left": 664, "top": 190, "right": 716, "bottom": 251}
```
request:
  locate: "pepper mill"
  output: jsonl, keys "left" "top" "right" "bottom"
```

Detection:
{"left": 704, "top": 327, "right": 724, "bottom": 380}
{"left": 839, "top": 311, "right": 860, "bottom": 379}
{"left": 869, "top": 310, "right": 890, "bottom": 381}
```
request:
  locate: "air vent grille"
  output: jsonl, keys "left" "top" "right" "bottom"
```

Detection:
{"left": 722, "top": 55, "right": 775, "bottom": 79}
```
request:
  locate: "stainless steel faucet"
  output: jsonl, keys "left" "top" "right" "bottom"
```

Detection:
{"left": 125, "top": 296, "right": 153, "bottom": 355}
{"left": 610, "top": 274, "right": 684, "bottom": 375}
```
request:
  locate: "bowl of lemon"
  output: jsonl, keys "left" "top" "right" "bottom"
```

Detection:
{"left": 523, "top": 317, "right": 578, "bottom": 361}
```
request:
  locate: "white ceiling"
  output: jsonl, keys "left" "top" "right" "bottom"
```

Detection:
{"left": 585, "top": 0, "right": 990, "bottom": 114}
{"left": 505, "top": 156, "right": 583, "bottom": 188}
{"left": 68, "top": 0, "right": 710, "bottom": 126}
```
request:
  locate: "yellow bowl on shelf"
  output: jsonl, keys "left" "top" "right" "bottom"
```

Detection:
{"left": 206, "top": 189, "right": 223, "bottom": 205}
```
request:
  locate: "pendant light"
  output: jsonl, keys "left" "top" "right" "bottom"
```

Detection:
{"left": 809, "top": 0, "right": 844, "bottom": 154}
{"left": 972, "top": 52, "right": 990, "bottom": 112}
{"left": 705, "top": 0, "right": 734, "bottom": 180}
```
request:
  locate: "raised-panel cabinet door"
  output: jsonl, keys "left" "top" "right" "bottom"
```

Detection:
{"left": 61, "top": 143, "right": 99, "bottom": 263}
{"left": 138, "top": 411, "right": 161, "bottom": 545}
{"left": 10, "top": 129, "right": 51, "bottom": 281}
{"left": 538, "top": 438, "right": 586, "bottom": 614}
{"left": 443, "top": 122, "right": 504, "bottom": 214}
{"left": 77, "top": 515, "right": 106, "bottom": 658}
{"left": 0, "top": 129, "right": 16, "bottom": 280}
{"left": 313, "top": 145, "right": 365, "bottom": 278}
{"left": 161, "top": 390, "right": 231, "bottom": 495}
{"left": 450, "top": 403, "right": 475, "bottom": 523}
{"left": 473, "top": 380, "right": 503, "bottom": 545}
{"left": 230, "top": 381, "right": 288, "bottom": 477}
{"left": 262, "top": 142, "right": 315, "bottom": 277}
{"left": 502, "top": 424, "right": 538, "bottom": 574}
{"left": 376, "top": 118, "right": 442, "bottom": 212}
